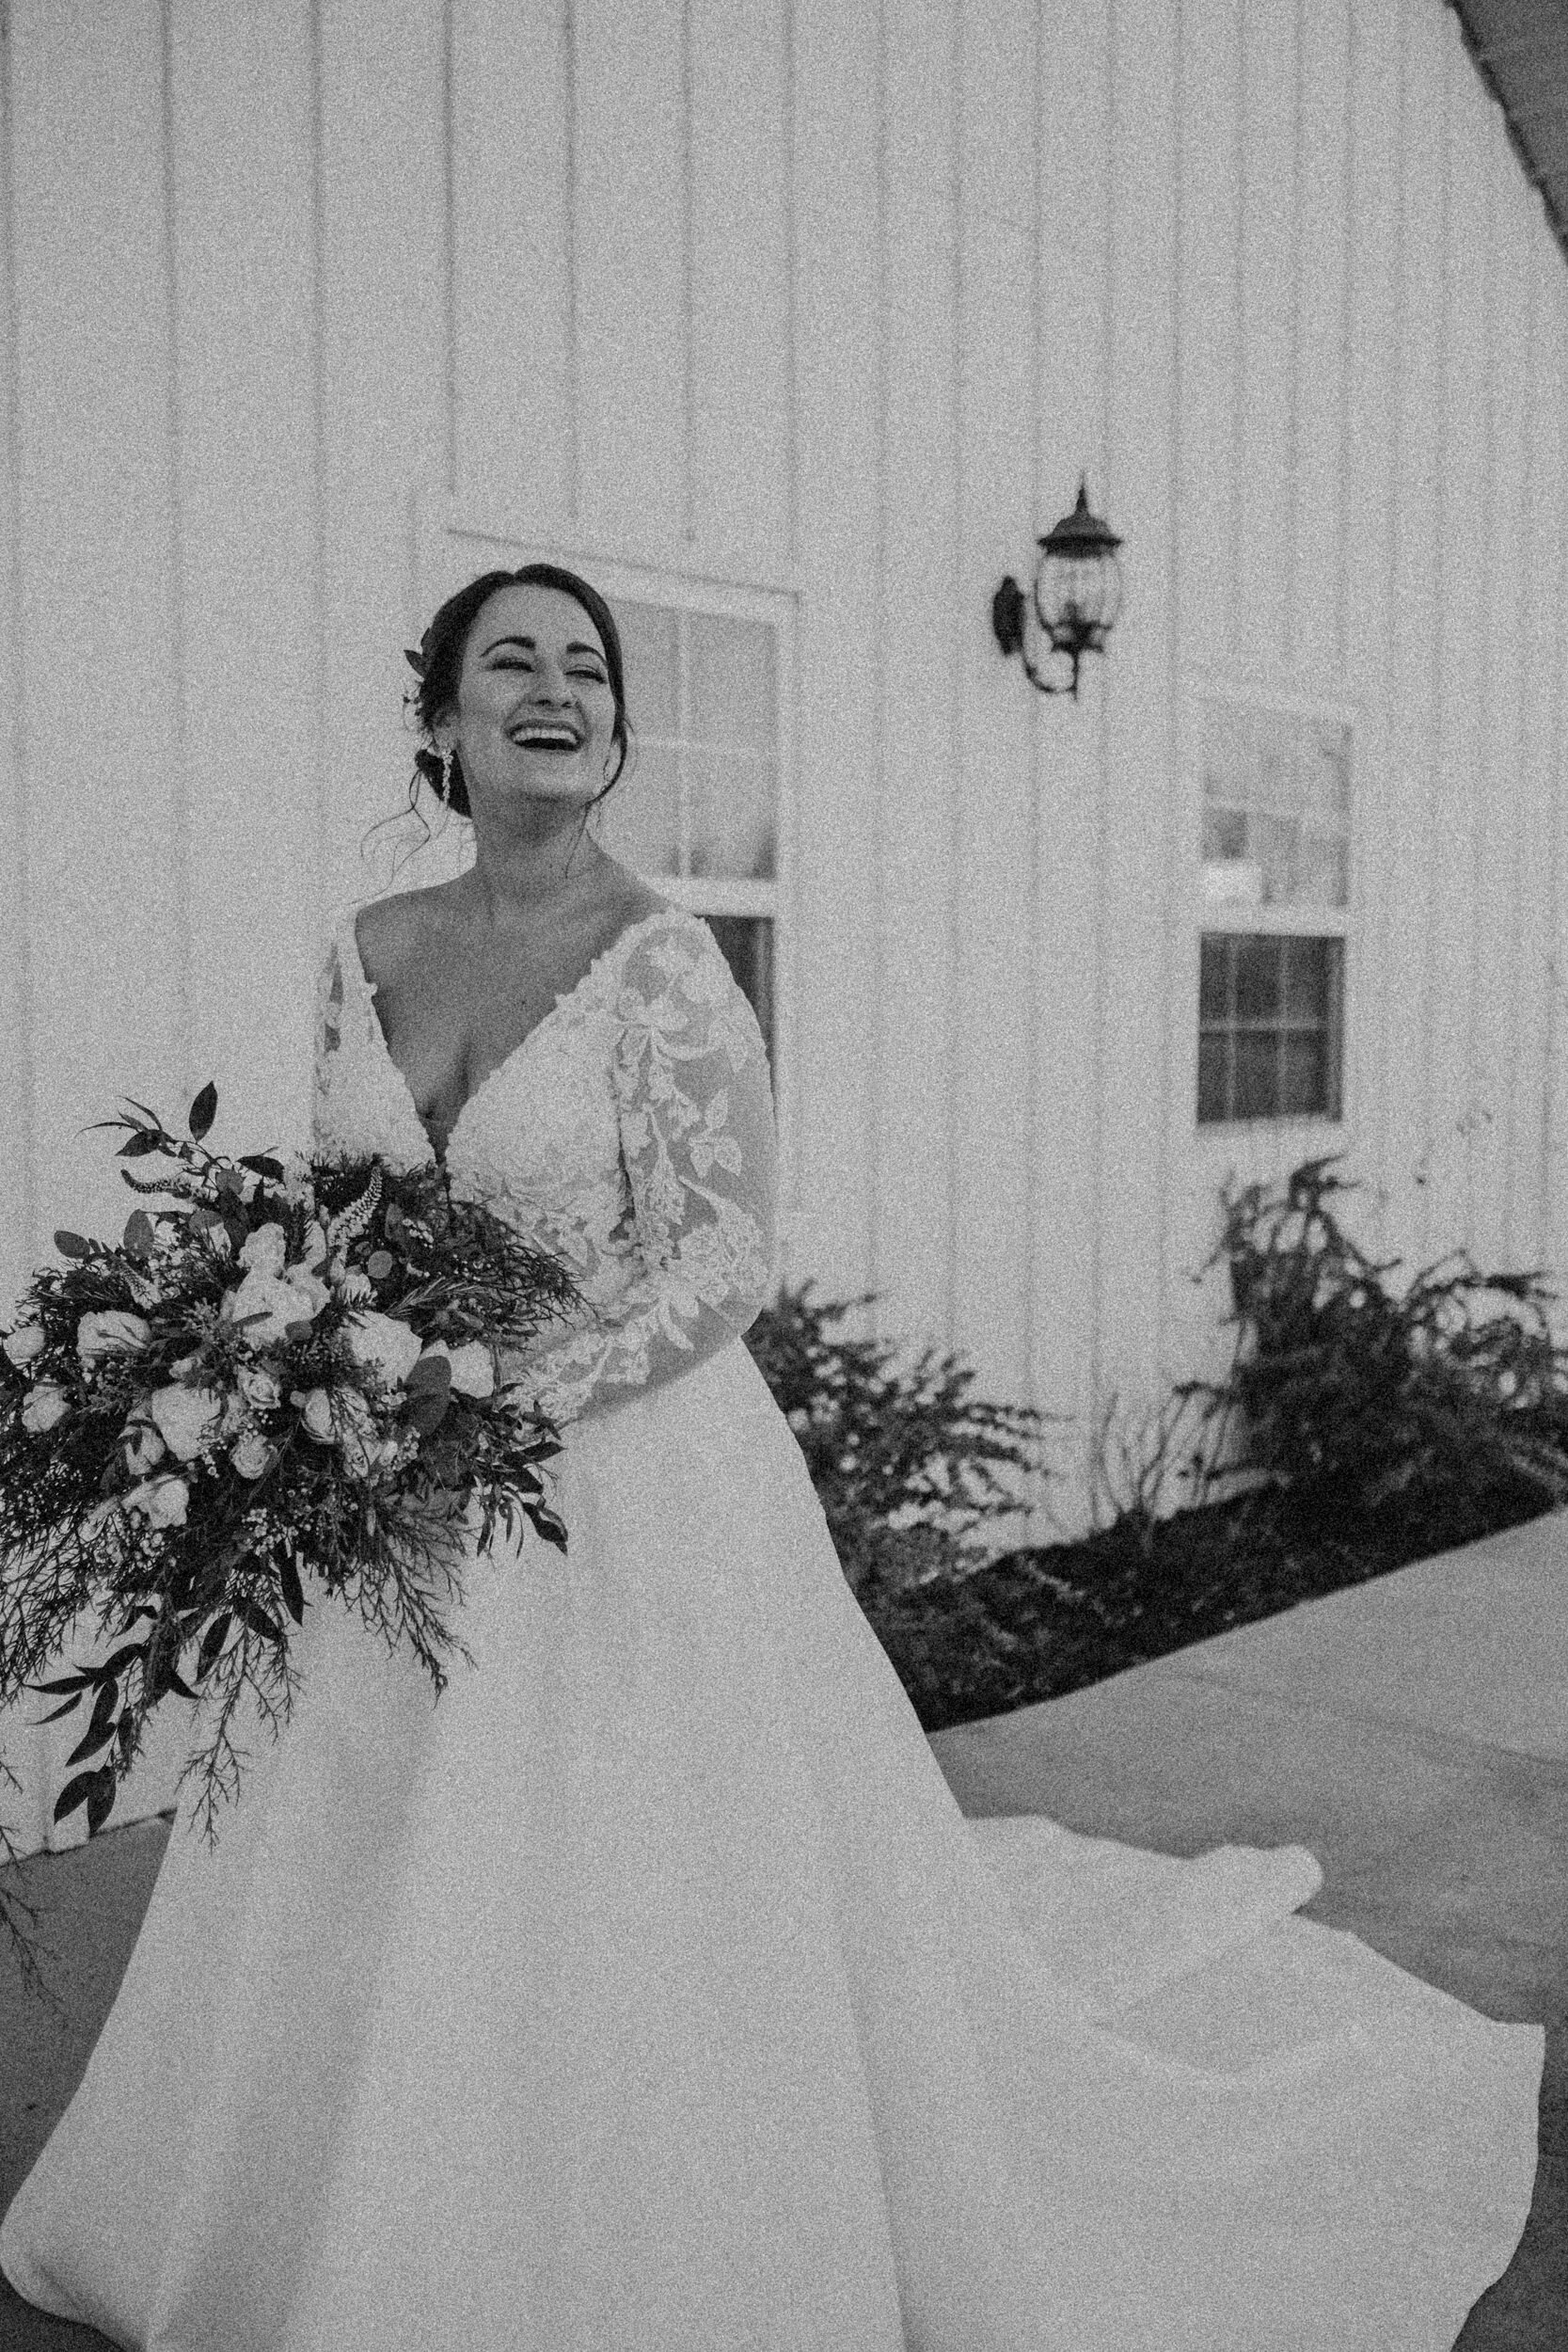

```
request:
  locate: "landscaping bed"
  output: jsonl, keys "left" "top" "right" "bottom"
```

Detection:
{"left": 748, "top": 1153, "right": 1568, "bottom": 1740}
{"left": 860, "top": 1471, "right": 1560, "bottom": 1736}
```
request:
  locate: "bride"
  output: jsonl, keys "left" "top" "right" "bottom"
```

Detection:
{"left": 0, "top": 563, "right": 1541, "bottom": 2349}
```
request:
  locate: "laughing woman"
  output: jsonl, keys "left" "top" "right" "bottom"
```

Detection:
{"left": 1, "top": 561, "right": 1540, "bottom": 2351}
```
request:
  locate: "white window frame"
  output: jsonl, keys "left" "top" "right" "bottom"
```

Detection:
{"left": 411, "top": 492, "right": 800, "bottom": 1258}
{"left": 1180, "top": 672, "right": 1361, "bottom": 1181}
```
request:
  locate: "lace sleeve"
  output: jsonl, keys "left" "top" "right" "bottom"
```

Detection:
{"left": 508, "top": 921, "right": 778, "bottom": 1426}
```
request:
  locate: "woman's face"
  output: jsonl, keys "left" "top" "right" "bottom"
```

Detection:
{"left": 440, "top": 581, "right": 619, "bottom": 816}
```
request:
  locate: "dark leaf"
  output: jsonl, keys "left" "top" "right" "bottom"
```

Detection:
{"left": 100, "top": 1640, "right": 148, "bottom": 1677}
{"left": 408, "top": 1390, "right": 449, "bottom": 1436}
{"left": 25, "top": 1669, "right": 98, "bottom": 1697}
{"left": 196, "top": 1612, "right": 231, "bottom": 1679}
{"left": 86, "top": 1764, "right": 118, "bottom": 1836}
{"left": 67, "top": 1717, "right": 118, "bottom": 1767}
{"left": 282, "top": 1320, "right": 317, "bottom": 1345}
{"left": 86, "top": 1678, "right": 119, "bottom": 1740}
{"left": 533, "top": 1508, "right": 568, "bottom": 1552}
{"left": 238, "top": 1598, "right": 283, "bottom": 1645}
{"left": 277, "top": 1550, "right": 305, "bottom": 1626}
{"left": 238, "top": 1153, "right": 287, "bottom": 1182}
{"left": 122, "top": 1208, "right": 156, "bottom": 1257}
{"left": 30, "top": 1693, "right": 86, "bottom": 1726}
{"left": 188, "top": 1081, "right": 218, "bottom": 1141}
{"left": 53, "top": 1231, "right": 92, "bottom": 1259}
{"left": 53, "top": 1772, "right": 97, "bottom": 1824}
{"left": 404, "top": 1353, "right": 452, "bottom": 1392}
{"left": 116, "top": 1131, "right": 166, "bottom": 1160}
{"left": 149, "top": 1660, "right": 197, "bottom": 1702}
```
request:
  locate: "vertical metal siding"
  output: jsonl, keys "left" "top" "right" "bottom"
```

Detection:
{"left": 4, "top": 0, "right": 1568, "bottom": 1858}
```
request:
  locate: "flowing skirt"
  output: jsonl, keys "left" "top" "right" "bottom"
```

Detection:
{"left": 0, "top": 1339, "right": 1542, "bottom": 2350}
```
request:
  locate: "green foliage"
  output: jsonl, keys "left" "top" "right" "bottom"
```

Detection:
{"left": 743, "top": 1282, "right": 1055, "bottom": 1597}
{"left": 1189, "top": 1152, "right": 1568, "bottom": 1516}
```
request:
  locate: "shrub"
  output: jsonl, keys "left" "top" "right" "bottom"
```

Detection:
{"left": 743, "top": 1282, "right": 1054, "bottom": 1598}
{"left": 1189, "top": 1153, "right": 1568, "bottom": 1517}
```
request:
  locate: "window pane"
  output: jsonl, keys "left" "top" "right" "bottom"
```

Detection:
{"left": 687, "top": 746, "right": 777, "bottom": 880}
{"left": 688, "top": 613, "right": 776, "bottom": 755}
{"left": 1279, "top": 1031, "right": 1328, "bottom": 1117}
{"left": 1233, "top": 934, "right": 1281, "bottom": 1021}
{"left": 1201, "top": 805, "right": 1248, "bottom": 863}
{"left": 1280, "top": 935, "right": 1331, "bottom": 1021}
{"left": 1290, "top": 831, "right": 1348, "bottom": 908}
{"left": 1196, "top": 1030, "right": 1229, "bottom": 1123}
{"left": 594, "top": 739, "right": 681, "bottom": 876}
{"left": 616, "top": 600, "right": 680, "bottom": 738}
{"left": 1198, "top": 935, "right": 1230, "bottom": 1022}
{"left": 1233, "top": 1029, "right": 1278, "bottom": 1120}
{"left": 704, "top": 914, "right": 775, "bottom": 1077}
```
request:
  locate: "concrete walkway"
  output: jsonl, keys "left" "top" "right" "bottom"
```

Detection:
{"left": 1, "top": 1514, "right": 1563, "bottom": 2348}
{"left": 929, "top": 1507, "right": 1567, "bottom": 2349}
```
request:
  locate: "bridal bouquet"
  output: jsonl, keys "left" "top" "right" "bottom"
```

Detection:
{"left": 0, "top": 1082, "right": 582, "bottom": 1866}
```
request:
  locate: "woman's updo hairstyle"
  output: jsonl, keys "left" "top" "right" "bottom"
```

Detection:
{"left": 402, "top": 562, "right": 634, "bottom": 823}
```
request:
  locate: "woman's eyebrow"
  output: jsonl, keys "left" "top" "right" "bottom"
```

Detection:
{"left": 480, "top": 633, "right": 605, "bottom": 659}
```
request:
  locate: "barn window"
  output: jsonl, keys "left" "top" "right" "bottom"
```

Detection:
{"left": 593, "top": 589, "right": 788, "bottom": 1084}
{"left": 1195, "top": 694, "right": 1353, "bottom": 1127}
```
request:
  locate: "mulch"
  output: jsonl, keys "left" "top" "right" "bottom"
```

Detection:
{"left": 862, "top": 1472, "right": 1559, "bottom": 1736}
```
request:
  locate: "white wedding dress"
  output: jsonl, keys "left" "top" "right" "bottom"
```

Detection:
{"left": 0, "top": 899, "right": 1542, "bottom": 2350}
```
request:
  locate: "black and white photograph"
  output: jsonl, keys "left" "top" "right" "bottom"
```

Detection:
{"left": 0, "top": 0, "right": 1561, "bottom": 2344}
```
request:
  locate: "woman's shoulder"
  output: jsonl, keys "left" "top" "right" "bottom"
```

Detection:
{"left": 335, "top": 885, "right": 436, "bottom": 994}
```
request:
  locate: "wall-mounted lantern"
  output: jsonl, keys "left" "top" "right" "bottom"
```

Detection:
{"left": 991, "top": 476, "right": 1124, "bottom": 698}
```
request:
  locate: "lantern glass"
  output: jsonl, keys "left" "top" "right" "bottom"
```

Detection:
{"left": 1035, "top": 550, "right": 1121, "bottom": 647}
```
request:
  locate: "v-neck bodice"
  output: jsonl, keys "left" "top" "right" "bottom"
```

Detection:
{"left": 309, "top": 895, "right": 779, "bottom": 1429}
{"left": 338, "top": 902, "right": 688, "bottom": 1169}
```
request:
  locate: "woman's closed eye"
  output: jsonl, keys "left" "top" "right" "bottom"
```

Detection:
{"left": 491, "top": 657, "right": 606, "bottom": 682}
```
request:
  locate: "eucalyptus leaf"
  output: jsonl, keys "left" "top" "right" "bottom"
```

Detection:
{"left": 86, "top": 1764, "right": 118, "bottom": 1836}
{"left": 277, "top": 1552, "right": 305, "bottom": 1626}
{"left": 52, "top": 1772, "right": 97, "bottom": 1824}
{"left": 188, "top": 1081, "right": 218, "bottom": 1141}
{"left": 67, "top": 1717, "right": 118, "bottom": 1768}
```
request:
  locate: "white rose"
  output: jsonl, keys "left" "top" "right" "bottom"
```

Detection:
{"left": 3, "top": 1324, "right": 46, "bottom": 1367}
{"left": 124, "top": 1473, "right": 190, "bottom": 1528}
{"left": 119, "top": 1414, "right": 166, "bottom": 1472}
{"left": 293, "top": 1386, "right": 337, "bottom": 1442}
{"left": 341, "top": 1311, "right": 425, "bottom": 1389}
{"left": 21, "top": 1382, "right": 71, "bottom": 1434}
{"left": 238, "top": 1364, "right": 282, "bottom": 1412}
{"left": 228, "top": 1267, "right": 330, "bottom": 1348}
{"left": 76, "top": 1310, "right": 153, "bottom": 1367}
{"left": 420, "top": 1339, "right": 495, "bottom": 1399}
{"left": 230, "top": 1428, "right": 275, "bottom": 1479}
{"left": 238, "top": 1221, "right": 289, "bottom": 1277}
{"left": 148, "top": 1383, "right": 225, "bottom": 1462}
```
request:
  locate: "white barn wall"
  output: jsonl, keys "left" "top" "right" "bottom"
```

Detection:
{"left": 3, "top": 0, "right": 1568, "bottom": 1857}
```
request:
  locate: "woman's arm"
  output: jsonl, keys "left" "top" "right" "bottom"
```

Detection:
{"left": 500, "top": 919, "right": 777, "bottom": 1426}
